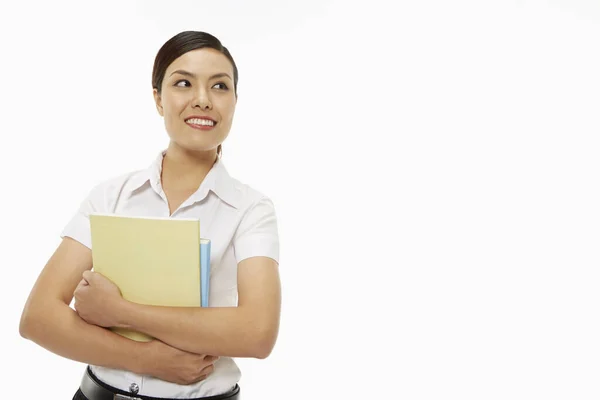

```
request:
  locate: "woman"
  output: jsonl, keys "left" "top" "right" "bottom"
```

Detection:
{"left": 19, "top": 31, "right": 281, "bottom": 400}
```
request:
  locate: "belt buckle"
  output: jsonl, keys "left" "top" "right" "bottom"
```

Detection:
{"left": 114, "top": 395, "right": 140, "bottom": 400}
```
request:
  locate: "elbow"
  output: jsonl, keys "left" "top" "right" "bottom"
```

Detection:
{"left": 253, "top": 345, "right": 273, "bottom": 360}
{"left": 19, "top": 299, "right": 53, "bottom": 340}
{"left": 19, "top": 309, "right": 36, "bottom": 339}
{"left": 251, "top": 327, "right": 278, "bottom": 359}
{"left": 20, "top": 295, "right": 43, "bottom": 339}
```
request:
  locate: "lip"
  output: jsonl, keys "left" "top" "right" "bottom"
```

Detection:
{"left": 185, "top": 115, "right": 217, "bottom": 130}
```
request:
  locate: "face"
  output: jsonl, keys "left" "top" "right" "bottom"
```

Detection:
{"left": 153, "top": 48, "right": 237, "bottom": 154}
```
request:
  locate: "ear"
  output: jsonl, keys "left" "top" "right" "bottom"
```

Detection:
{"left": 153, "top": 88, "right": 164, "bottom": 116}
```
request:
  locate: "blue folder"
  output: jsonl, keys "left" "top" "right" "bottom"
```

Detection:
{"left": 200, "top": 238, "right": 211, "bottom": 307}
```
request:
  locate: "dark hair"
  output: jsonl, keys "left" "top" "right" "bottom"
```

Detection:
{"left": 152, "top": 31, "right": 239, "bottom": 158}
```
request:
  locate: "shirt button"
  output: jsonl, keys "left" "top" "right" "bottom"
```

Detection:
{"left": 129, "top": 382, "right": 139, "bottom": 394}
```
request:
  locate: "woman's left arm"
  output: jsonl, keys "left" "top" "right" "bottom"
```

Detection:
{"left": 76, "top": 256, "right": 280, "bottom": 359}
{"left": 76, "top": 196, "right": 281, "bottom": 359}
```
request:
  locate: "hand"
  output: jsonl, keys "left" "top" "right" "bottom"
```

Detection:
{"left": 74, "top": 271, "right": 124, "bottom": 328}
{"left": 139, "top": 340, "right": 219, "bottom": 385}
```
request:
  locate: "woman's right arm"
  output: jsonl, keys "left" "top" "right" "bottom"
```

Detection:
{"left": 19, "top": 237, "right": 148, "bottom": 372}
{"left": 19, "top": 237, "right": 216, "bottom": 384}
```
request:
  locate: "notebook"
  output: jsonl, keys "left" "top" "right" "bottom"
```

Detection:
{"left": 89, "top": 213, "right": 206, "bottom": 342}
{"left": 200, "top": 238, "right": 211, "bottom": 308}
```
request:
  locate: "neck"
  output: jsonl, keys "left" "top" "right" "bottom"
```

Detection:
{"left": 161, "top": 142, "right": 219, "bottom": 190}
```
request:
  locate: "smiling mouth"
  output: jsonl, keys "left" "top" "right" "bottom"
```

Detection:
{"left": 185, "top": 118, "right": 217, "bottom": 129}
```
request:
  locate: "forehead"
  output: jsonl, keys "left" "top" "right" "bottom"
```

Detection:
{"left": 165, "top": 48, "right": 234, "bottom": 78}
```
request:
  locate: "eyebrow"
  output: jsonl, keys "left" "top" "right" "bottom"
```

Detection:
{"left": 169, "top": 69, "right": 232, "bottom": 81}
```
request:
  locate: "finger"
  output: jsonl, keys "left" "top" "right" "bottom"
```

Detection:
{"left": 199, "top": 364, "right": 215, "bottom": 375}
{"left": 74, "top": 280, "right": 88, "bottom": 295}
{"left": 82, "top": 270, "right": 94, "bottom": 282}
{"left": 184, "top": 375, "right": 205, "bottom": 385}
{"left": 193, "top": 373, "right": 209, "bottom": 383}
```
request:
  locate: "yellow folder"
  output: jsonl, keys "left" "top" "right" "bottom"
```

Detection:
{"left": 89, "top": 213, "right": 202, "bottom": 342}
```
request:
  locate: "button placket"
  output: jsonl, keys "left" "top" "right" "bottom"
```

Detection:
{"left": 129, "top": 382, "right": 139, "bottom": 394}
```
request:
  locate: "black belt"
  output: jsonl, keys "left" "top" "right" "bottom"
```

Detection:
{"left": 80, "top": 366, "right": 240, "bottom": 400}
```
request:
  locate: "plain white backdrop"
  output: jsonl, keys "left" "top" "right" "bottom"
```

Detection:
{"left": 2, "top": 0, "right": 600, "bottom": 398}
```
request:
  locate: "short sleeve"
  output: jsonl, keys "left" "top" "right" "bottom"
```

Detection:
{"left": 60, "top": 184, "right": 105, "bottom": 249}
{"left": 233, "top": 196, "right": 280, "bottom": 264}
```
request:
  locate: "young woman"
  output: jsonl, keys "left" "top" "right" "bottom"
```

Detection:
{"left": 19, "top": 31, "right": 281, "bottom": 400}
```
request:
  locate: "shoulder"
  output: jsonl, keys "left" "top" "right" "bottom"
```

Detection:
{"left": 226, "top": 176, "right": 278, "bottom": 236}
{"left": 214, "top": 160, "right": 276, "bottom": 214}
{"left": 227, "top": 175, "right": 276, "bottom": 215}
{"left": 226, "top": 176, "right": 280, "bottom": 262}
{"left": 82, "top": 168, "right": 148, "bottom": 208}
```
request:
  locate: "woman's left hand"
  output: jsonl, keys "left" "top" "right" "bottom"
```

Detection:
{"left": 74, "top": 270, "right": 125, "bottom": 328}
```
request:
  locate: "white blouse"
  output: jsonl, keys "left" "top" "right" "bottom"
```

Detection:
{"left": 60, "top": 150, "right": 280, "bottom": 398}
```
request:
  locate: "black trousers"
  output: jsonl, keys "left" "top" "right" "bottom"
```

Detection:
{"left": 72, "top": 366, "right": 240, "bottom": 400}
{"left": 72, "top": 389, "right": 87, "bottom": 400}
{"left": 73, "top": 386, "right": 241, "bottom": 400}
{"left": 73, "top": 387, "right": 241, "bottom": 400}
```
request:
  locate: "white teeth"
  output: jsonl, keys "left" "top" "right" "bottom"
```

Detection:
{"left": 187, "top": 118, "right": 215, "bottom": 126}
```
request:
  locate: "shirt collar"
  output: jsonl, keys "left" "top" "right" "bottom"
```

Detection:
{"left": 127, "top": 150, "right": 240, "bottom": 209}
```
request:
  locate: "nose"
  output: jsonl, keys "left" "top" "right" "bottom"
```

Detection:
{"left": 193, "top": 87, "right": 212, "bottom": 110}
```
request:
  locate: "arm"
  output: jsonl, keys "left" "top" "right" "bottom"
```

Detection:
{"left": 113, "top": 256, "right": 281, "bottom": 359}
{"left": 73, "top": 194, "right": 281, "bottom": 359}
{"left": 19, "top": 237, "right": 147, "bottom": 372}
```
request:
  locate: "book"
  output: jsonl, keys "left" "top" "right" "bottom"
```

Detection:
{"left": 200, "top": 239, "right": 211, "bottom": 308}
{"left": 89, "top": 213, "right": 203, "bottom": 342}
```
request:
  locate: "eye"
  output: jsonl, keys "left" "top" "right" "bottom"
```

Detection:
{"left": 175, "top": 80, "right": 191, "bottom": 87}
{"left": 213, "top": 82, "right": 229, "bottom": 90}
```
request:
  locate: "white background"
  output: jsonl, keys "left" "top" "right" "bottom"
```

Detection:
{"left": 2, "top": 0, "right": 600, "bottom": 399}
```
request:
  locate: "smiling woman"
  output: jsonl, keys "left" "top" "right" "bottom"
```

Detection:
{"left": 152, "top": 34, "right": 239, "bottom": 165}
{"left": 18, "top": 31, "right": 280, "bottom": 400}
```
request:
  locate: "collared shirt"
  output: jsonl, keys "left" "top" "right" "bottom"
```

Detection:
{"left": 60, "top": 150, "right": 279, "bottom": 398}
